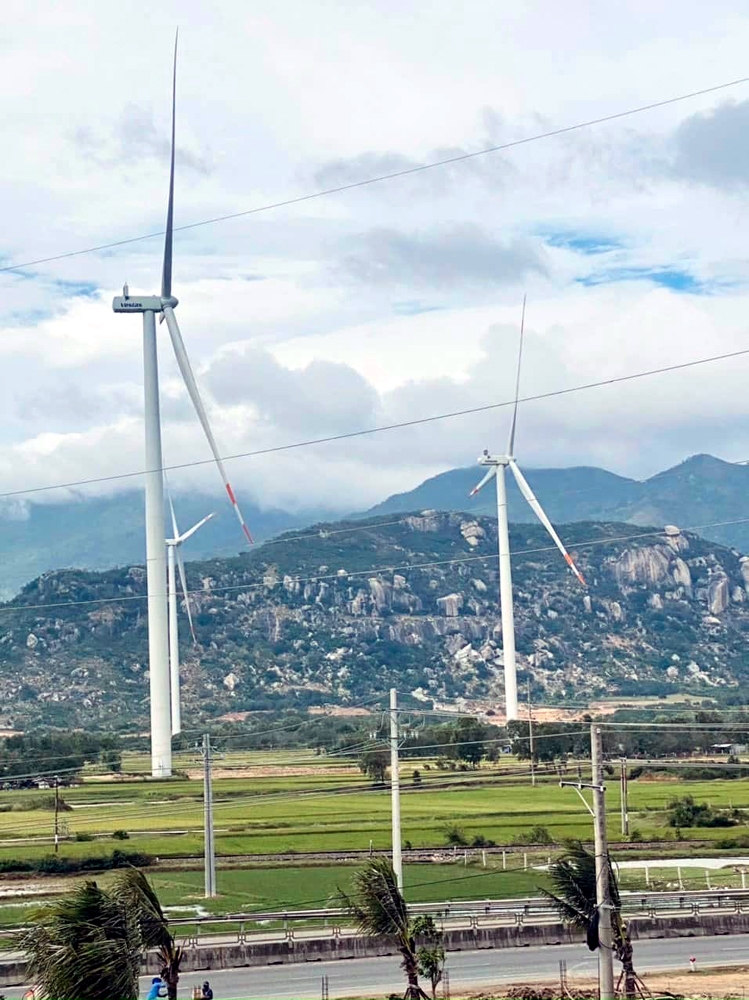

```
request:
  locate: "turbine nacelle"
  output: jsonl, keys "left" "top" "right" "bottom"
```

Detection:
{"left": 477, "top": 451, "right": 509, "bottom": 467}
{"left": 112, "top": 293, "right": 179, "bottom": 313}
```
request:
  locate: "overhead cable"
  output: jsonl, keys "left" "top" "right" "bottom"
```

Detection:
{"left": 2, "top": 74, "right": 749, "bottom": 276}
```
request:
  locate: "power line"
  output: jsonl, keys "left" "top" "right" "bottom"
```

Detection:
{"left": 3, "top": 74, "right": 749, "bottom": 278}
{"left": 3, "top": 510, "right": 749, "bottom": 616}
{"left": 3, "top": 344, "right": 749, "bottom": 502}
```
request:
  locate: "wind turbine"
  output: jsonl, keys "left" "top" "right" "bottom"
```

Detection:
{"left": 112, "top": 34, "right": 254, "bottom": 777}
{"left": 469, "top": 297, "right": 586, "bottom": 721}
{"left": 166, "top": 498, "right": 215, "bottom": 736}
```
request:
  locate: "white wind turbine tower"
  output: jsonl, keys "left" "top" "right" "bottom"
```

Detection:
{"left": 113, "top": 34, "right": 254, "bottom": 777}
{"left": 469, "top": 297, "right": 586, "bottom": 721}
{"left": 166, "top": 498, "right": 214, "bottom": 736}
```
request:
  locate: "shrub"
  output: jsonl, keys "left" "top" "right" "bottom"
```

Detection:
{"left": 443, "top": 824, "right": 467, "bottom": 846}
{"left": 513, "top": 825, "right": 555, "bottom": 846}
{"left": 10, "top": 794, "right": 72, "bottom": 813}
{"left": 112, "top": 829, "right": 129, "bottom": 840}
{"left": 74, "top": 832, "right": 94, "bottom": 842}
{"left": 471, "top": 834, "right": 496, "bottom": 848}
{"left": 0, "top": 850, "right": 155, "bottom": 875}
{"left": 667, "top": 795, "right": 737, "bottom": 828}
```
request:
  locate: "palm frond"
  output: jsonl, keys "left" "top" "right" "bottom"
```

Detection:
{"left": 19, "top": 880, "right": 140, "bottom": 1000}
{"left": 541, "top": 841, "right": 621, "bottom": 929}
{"left": 340, "top": 856, "right": 410, "bottom": 941}
{"left": 111, "top": 867, "right": 178, "bottom": 962}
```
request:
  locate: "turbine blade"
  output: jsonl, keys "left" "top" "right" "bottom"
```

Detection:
{"left": 509, "top": 460, "right": 586, "bottom": 585}
{"left": 163, "top": 306, "right": 254, "bottom": 544}
{"left": 178, "top": 511, "right": 215, "bottom": 544}
{"left": 161, "top": 29, "right": 178, "bottom": 300}
{"left": 469, "top": 465, "right": 497, "bottom": 497}
{"left": 507, "top": 294, "right": 526, "bottom": 456}
{"left": 175, "top": 544, "right": 197, "bottom": 645}
{"left": 167, "top": 491, "right": 180, "bottom": 541}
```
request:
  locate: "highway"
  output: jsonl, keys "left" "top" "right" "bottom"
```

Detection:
{"left": 6, "top": 933, "right": 749, "bottom": 999}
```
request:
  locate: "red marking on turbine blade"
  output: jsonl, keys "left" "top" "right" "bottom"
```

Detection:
{"left": 564, "top": 553, "right": 586, "bottom": 586}
{"left": 225, "top": 483, "right": 237, "bottom": 505}
{"left": 242, "top": 523, "right": 254, "bottom": 545}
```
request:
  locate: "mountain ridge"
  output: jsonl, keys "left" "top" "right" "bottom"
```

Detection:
{"left": 1, "top": 453, "right": 748, "bottom": 600}
{"left": 363, "top": 453, "right": 749, "bottom": 551}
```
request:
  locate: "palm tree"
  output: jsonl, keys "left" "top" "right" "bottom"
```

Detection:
{"left": 541, "top": 840, "right": 642, "bottom": 998}
{"left": 111, "top": 868, "right": 183, "bottom": 1000}
{"left": 20, "top": 880, "right": 142, "bottom": 1000}
{"left": 340, "top": 856, "right": 428, "bottom": 999}
{"left": 19, "top": 869, "right": 181, "bottom": 1000}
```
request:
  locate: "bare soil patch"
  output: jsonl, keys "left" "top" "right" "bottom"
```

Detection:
{"left": 183, "top": 764, "right": 360, "bottom": 780}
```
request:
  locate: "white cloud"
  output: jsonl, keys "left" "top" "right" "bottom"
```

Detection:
{"left": 3, "top": 1, "right": 749, "bottom": 519}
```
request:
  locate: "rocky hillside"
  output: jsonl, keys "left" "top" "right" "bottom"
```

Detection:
{"left": 2, "top": 512, "right": 749, "bottom": 729}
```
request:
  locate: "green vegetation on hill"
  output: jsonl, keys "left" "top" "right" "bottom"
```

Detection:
{"left": 2, "top": 505, "right": 749, "bottom": 728}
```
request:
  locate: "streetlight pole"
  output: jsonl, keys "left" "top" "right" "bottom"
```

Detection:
{"left": 620, "top": 757, "right": 629, "bottom": 837}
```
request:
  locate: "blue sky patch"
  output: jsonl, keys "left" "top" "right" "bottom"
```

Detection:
{"left": 576, "top": 266, "right": 704, "bottom": 293}
{"left": 53, "top": 279, "right": 98, "bottom": 298}
{"left": 393, "top": 301, "right": 443, "bottom": 316}
{"left": 544, "top": 231, "right": 623, "bottom": 255}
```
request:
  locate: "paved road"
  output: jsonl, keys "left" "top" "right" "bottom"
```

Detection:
{"left": 7, "top": 932, "right": 749, "bottom": 999}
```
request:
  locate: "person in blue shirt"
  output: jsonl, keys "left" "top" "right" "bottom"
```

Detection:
{"left": 147, "top": 976, "right": 166, "bottom": 1000}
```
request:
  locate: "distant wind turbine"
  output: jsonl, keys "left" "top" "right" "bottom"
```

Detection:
{"left": 112, "top": 32, "right": 254, "bottom": 777}
{"left": 166, "top": 497, "right": 214, "bottom": 736}
{"left": 469, "top": 297, "right": 586, "bottom": 721}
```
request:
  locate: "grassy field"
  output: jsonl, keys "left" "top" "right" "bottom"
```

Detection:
{"left": 0, "top": 863, "right": 555, "bottom": 929}
{"left": 0, "top": 858, "right": 744, "bottom": 933}
{"left": 0, "top": 754, "right": 748, "bottom": 863}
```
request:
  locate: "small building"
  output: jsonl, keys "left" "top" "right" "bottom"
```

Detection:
{"left": 710, "top": 743, "right": 747, "bottom": 756}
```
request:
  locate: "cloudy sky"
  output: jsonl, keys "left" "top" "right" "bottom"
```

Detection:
{"left": 3, "top": 0, "right": 749, "bottom": 516}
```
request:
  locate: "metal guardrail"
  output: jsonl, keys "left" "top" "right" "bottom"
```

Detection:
{"left": 166, "top": 888, "right": 749, "bottom": 946}
{"left": 3, "top": 888, "right": 749, "bottom": 949}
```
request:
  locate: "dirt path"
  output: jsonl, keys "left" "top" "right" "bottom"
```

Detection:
{"left": 462, "top": 966, "right": 749, "bottom": 998}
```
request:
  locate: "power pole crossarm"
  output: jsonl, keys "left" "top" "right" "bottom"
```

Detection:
{"left": 591, "top": 725, "right": 615, "bottom": 1000}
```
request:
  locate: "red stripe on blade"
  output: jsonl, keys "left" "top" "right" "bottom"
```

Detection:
{"left": 242, "top": 523, "right": 254, "bottom": 544}
{"left": 225, "top": 483, "right": 237, "bottom": 505}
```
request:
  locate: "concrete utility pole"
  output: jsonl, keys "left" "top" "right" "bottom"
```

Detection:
{"left": 54, "top": 775, "right": 60, "bottom": 854}
{"left": 202, "top": 733, "right": 216, "bottom": 897}
{"left": 390, "top": 688, "right": 403, "bottom": 889}
{"left": 527, "top": 679, "right": 536, "bottom": 787}
{"left": 591, "top": 725, "right": 615, "bottom": 1000}
{"left": 620, "top": 757, "right": 629, "bottom": 837}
